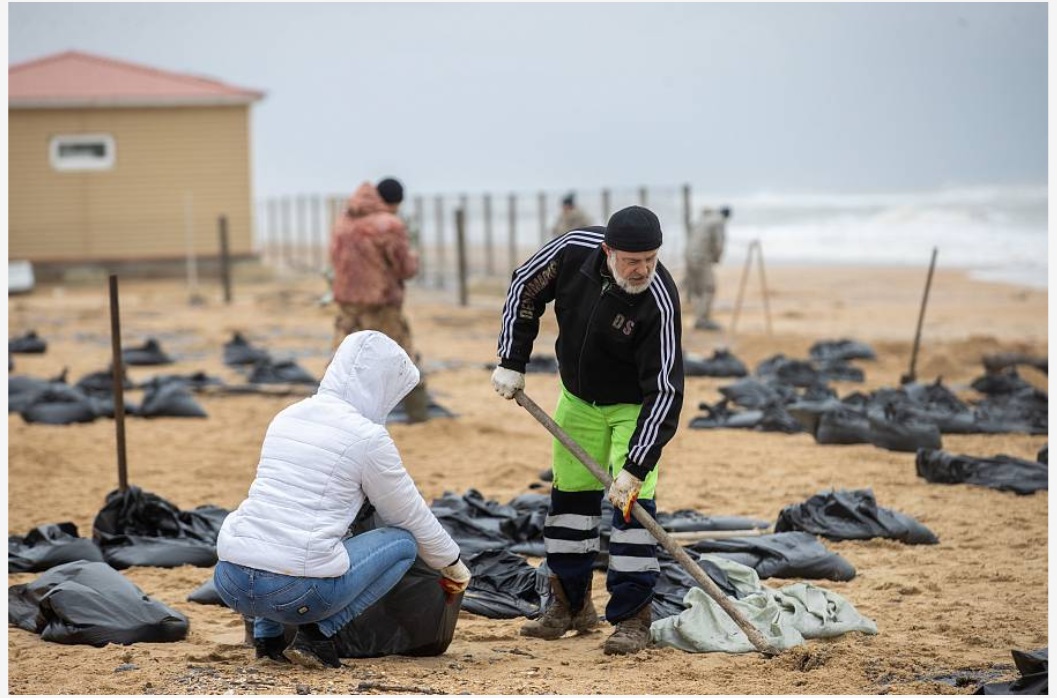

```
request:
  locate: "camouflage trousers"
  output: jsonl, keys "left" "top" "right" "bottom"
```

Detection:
{"left": 333, "top": 302, "right": 429, "bottom": 423}
{"left": 333, "top": 302, "right": 417, "bottom": 360}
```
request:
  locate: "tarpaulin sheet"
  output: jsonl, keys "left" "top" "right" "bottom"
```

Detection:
{"left": 916, "top": 448, "right": 1048, "bottom": 496}
{"left": 8, "top": 560, "right": 189, "bottom": 646}
{"left": 775, "top": 488, "right": 938, "bottom": 544}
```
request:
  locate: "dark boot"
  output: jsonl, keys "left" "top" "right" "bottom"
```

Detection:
{"left": 402, "top": 382, "right": 430, "bottom": 424}
{"left": 254, "top": 635, "right": 289, "bottom": 663}
{"left": 521, "top": 576, "right": 599, "bottom": 639}
{"left": 282, "top": 623, "right": 342, "bottom": 669}
{"left": 603, "top": 604, "right": 653, "bottom": 655}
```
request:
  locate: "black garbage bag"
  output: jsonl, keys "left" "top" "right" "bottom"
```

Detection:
{"left": 8, "top": 560, "right": 189, "bottom": 645}
{"left": 20, "top": 384, "right": 99, "bottom": 425}
{"left": 809, "top": 339, "right": 877, "bottom": 362}
{"left": 975, "top": 648, "right": 1048, "bottom": 695}
{"left": 122, "top": 338, "right": 174, "bottom": 366}
{"left": 223, "top": 332, "right": 272, "bottom": 366}
{"left": 139, "top": 372, "right": 225, "bottom": 392}
{"left": 248, "top": 357, "right": 318, "bottom": 385}
{"left": 9, "top": 522, "right": 105, "bottom": 573}
{"left": 755, "top": 354, "right": 821, "bottom": 388}
{"left": 684, "top": 349, "right": 749, "bottom": 378}
{"left": 652, "top": 554, "right": 742, "bottom": 620}
{"left": 813, "top": 359, "right": 865, "bottom": 383}
{"left": 654, "top": 510, "right": 771, "bottom": 533}
{"left": 9, "top": 330, "right": 47, "bottom": 354}
{"left": 75, "top": 368, "right": 135, "bottom": 397}
{"left": 867, "top": 404, "right": 943, "bottom": 453}
{"left": 92, "top": 486, "right": 227, "bottom": 568}
{"left": 973, "top": 390, "right": 1048, "bottom": 435}
{"left": 187, "top": 577, "right": 224, "bottom": 605}
{"left": 971, "top": 368, "right": 1036, "bottom": 397}
{"left": 775, "top": 489, "right": 938, "bottom": 544}
{"left": 9, "top": 369, "right": 68, "bottom": 413}
{"left": 689, "top": 400, "right": 802, "bottom": 433}
{"left": 1039, "top": 444, "right": 1048, "bottom": 464}
{"left": 915, "top": 448, "right": 1048, "bottom": 496}
{"left": 386, "top": 393, "right": 457, "bottom": 424}
{"left": 430, "top": 490, "right": 522, "bottom": 557}
{"left": 814, "top": 407, "right": 873, "bottom": 444}
{"left": 686, "top": 531, "right": 856, "bottom": 581}
{"left": 524, "top": 354, "right": 560, "bottom": 373}
{"left": 138, "top": 382, "right": 208, "bottom": 418}
{"left": 461, "top": 548, "right": 542, "bottom": 619}
{"left": 718, "top": 378, "right": 795, "bottom": 409}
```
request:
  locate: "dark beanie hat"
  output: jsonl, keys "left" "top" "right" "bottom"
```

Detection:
{"left": 377, "top": 177, "right": 404, "bottom": 204}
{"left": 604, "top": 205, "right": 663, "bottom": 252}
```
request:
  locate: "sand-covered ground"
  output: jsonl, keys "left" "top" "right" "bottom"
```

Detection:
{"left": 7, "top": 262, "right": 1048, "bottom": 695}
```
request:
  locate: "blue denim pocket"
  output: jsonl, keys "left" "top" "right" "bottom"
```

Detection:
{"left": 272, "top": 585, "right": 332, "bottom": 624}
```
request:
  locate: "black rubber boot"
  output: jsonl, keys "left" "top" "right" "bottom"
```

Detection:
{"left": 254, "top": 635, "right": 289, "bottom": 662}
{"left": 282, "top": 623, "right": 342, "bottom": 669}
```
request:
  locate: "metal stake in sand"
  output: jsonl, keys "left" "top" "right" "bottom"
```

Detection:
{"left": 901, "top": 247, "right": 939, "bottom": 385}
{"left": 108, "top": 274, "right": 130, "bottom": 492}
{"left": 513, "top": 389, "right": 780, "bottom": 656}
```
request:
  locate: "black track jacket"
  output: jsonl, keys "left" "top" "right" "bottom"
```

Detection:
{"left": 497, "top": 228, "right": 684, "bottom": 481}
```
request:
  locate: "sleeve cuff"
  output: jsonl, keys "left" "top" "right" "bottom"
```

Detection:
{"left": 622, "top": 459, "right": 651, "bottom": 481}
{"left": 499, "top": 358, "right": 527, "bottom": 373}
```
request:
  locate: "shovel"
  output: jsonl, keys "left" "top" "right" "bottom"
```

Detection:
{"left": 513, "top": 389, "right": 780, "bottom": 656}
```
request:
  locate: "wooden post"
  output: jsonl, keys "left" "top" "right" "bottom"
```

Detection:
{"left": 218, "top": 215, "right": 233, "bottom": 304}
{"left": 108, "top": 275, "right": 129, "bottom": 493}
{"left": 639, "top": 186, "right": 649, "bottom": 208}
{"left": 183, "top": 191, "right": 201, "bottom": 304}
{"left": 281, "top": 197, "right": 292, "bottom": 271}
{"left": 728, "top": 240, "right": 757, "bottom": 339}
{"left": 755, "top": 240, "right": 773, "bottom": 337}
{"left": 508, "top": 193, "right": 518, "bottom": 273}
{"left": 601, "top": 188, "right": 611, "bottom": 221}
{"left": 902, "top": 247, "right": 940, "bottom": 384}
{"left": 311, "top": 195, "right": 323, "bottom": 271}
{"left": 296, "top": 195, "right": 307, "bottom": 268}
{"left": 434, "top": 195, "right": 446, "bottom": 288}
{"left": 483, "top": 193, "right": 494, "bottom": 276}
{"left": 456, "top": 208, "right": 468, "bottom": 307}
{"left": 266, "top": 198, "right": 278, "bottom": 268}
{"left": 538, "top": 191, "right": 547, "bottom": 245}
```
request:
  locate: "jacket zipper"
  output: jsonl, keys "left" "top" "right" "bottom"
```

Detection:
{"left": 577, "top": 278, "right": 611, "bottom": 396}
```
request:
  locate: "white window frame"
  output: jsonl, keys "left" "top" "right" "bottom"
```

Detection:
{"left": 49, "top": 133, "right": 116, "bottom": 172}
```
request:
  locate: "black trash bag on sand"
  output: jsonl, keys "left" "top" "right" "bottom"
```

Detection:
{"left": 686, "top": 531, "right": 857, "bottom": 582}
{"left": 138, "top": 381, "right": 208, "bottom": 418}
{"left": 684, "top": 349, "right": 749, "bottom": 378}
{"left": 8, "top": 560, "right": 189, "bottom": 645}
{"left": 223, "top": 331, "right": 271, "bottom": 366}
{"left": 975, "top": 648, "right": 1048, "bottom": 695}
{"left": 92, "top": 486, "right": 228, "bottom": 569}
{"left": 461, "top": 548, "right": 542, "bottom": 620}
{"left": 9, "top": 522, "right": 104, "bottom": 573}
{"left": 916, "top": 448, "right": 1048, "bottom": 496}
{"left": 10, "top": 330, "right": 48, "bottom": 354}
{"left": 775, "top": 488, "right": 938, "bottom": 545}
{"left": 122, "top": 338, "right": 175, "bottom": 366}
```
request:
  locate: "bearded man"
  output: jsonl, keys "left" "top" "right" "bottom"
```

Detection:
{"left": 490, "top": 205, "right": 684, "bottom": 655}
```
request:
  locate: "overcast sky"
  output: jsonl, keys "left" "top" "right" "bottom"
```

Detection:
{"left": 8, "top": 2, "right": 1048, "bottom": 198}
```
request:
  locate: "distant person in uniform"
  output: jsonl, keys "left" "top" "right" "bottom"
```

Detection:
{"left": 684, "top": 205, "right": 730, "bottom": 331}
{"left": 551, "top": 192, "right": 592, "bottom": 238}
{"left": 329, "top": 177, "right": 430, "bottom": 422}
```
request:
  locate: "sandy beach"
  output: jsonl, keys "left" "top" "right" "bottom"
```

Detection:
{"left": 7, "top": 262, "right": 1048, "bottom": 695}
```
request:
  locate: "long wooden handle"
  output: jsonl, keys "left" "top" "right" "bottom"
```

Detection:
{"left": 513, "top": 389, "right": 780, "bottom": 656}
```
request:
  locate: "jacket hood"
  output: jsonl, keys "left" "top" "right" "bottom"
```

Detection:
{"left": 345, "top": 182, "right": 390, "bottom": 218}
{"left": 319, "top": 331, "right": 419, "bottom": 424}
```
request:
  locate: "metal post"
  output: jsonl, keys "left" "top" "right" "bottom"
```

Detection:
{"left": 728, "top": 240, "right": 757, "bottom": 339}
{"left": 639, "top": 186, "right": 648, "bottom": 208}
{"left": 311, "top": 195, "right": 323, "bottom": 271}
{"left": 755, "top": 240, "right": 773, "bottom": 337}
{"left": 601, "top": 188, "right": 611, "bottom": 221}
{"left": 682, "top": 183, "right": 692, "bottom": 240}
{"left": 108, "top": 274, "right": 129, "bottom": 492}
{"left": 456, "top": 208, "right": 468, "bottom": 307}
{"left": 218, "top": 215, "right": 232, "bottom": 304}
{"left": 902, "top": 247, "right": 940, "bottom": 384}
{"left": 413, "top": 195, "right": 426, "bottom": 286}
{"left": 183, "top": 191, "right": 200, "bottom": 304}
{"left": 538, "top": 191, "right": 547, "bottom": 245}
{"left": 281, "top": 197, "right": 292, "bottom": 272}
{"left": 508, "top": 193, "right": 518, "bottom": 273}
{"left": 434, "top": 195, "right": 446, "bottom": 288}
{"left": 296, "top": 195, "right": 307, "bottom": 269}
{"left": 483, "top": 193, "right": 494, "bottom": 276}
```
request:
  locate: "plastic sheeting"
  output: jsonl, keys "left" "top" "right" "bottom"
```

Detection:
{"left": 122, "top": 338, "right": 174, "bottom": 366}
{"left": 809, "top": 339, "right": 877, "bottom": 362}
{"left": 138, "top": 382, "right": 208, "bottom": 418}
{"left": 9, "top": 522, "right": 104, "bottom": 573}
{"left": 686, "top": 531, "right": 856, "bottom": 582}
{"left": 92, "top": 486, "right": 228, "bottom": 569}
{"left": 684, "top": 349, "right": 749, "bottom": 378}
{"left": 223, "top": 332, "right": 271, "bottom": 366}
{"left": 916, "top": 448, "right": 1048, "bottom": 496}
{"left": 461, "top": 549, "right": 543, "bottom": 619}
{"left": 9, "top": 330, "right": 47, "bottom": 354}
{"left": 247, "top": 358, "right": 318, "bottom": 385}
{"left": 975, "top": 648, "right": 1048, "bottom": 695}
{"left": 775, "top": 488, "right": 938, "bottom": 545}
{"left": 8, "top": 560, "right": 189, "bottom": 646}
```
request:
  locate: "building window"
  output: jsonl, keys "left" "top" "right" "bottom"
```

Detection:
{"left": 49, "top": 134, "right": 116, "bottom": 171}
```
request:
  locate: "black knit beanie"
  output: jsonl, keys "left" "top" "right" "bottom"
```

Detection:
{"left": 377, "top": 178, "right": 404, "bottom": 204}
{"left": 604, "top": 205, "right": 663, "bottom": 252}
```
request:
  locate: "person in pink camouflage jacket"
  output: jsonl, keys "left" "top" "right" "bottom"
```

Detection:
{"left": 329, "top": 177, "right": 429, "bottom": 422}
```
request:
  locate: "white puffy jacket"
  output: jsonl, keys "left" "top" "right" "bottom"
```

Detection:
{"left": 216, "top": 331, "right": 460, "bottom": 577}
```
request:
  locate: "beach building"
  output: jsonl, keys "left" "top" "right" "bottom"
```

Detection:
{"left": 8, "top": 51, "right": 264, "bottom": 278}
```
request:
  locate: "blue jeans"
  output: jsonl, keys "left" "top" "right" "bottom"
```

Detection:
{"left": 214, "top": 527, "right": 418, "bottom": 639}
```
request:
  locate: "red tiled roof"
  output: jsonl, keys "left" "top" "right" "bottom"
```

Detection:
{"left": 9, "top": 50, "right": 265, "bottom": 108}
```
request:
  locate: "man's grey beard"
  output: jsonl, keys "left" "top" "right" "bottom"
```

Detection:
{"left": 606, "top": 253, "right": 656, "bottom": 295}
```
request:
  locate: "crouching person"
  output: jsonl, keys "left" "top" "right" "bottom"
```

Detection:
{"left": 214, "top": 331, "right": 471, "bottom": 669}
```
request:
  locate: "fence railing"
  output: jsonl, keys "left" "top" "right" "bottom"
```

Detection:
{"left": 254, "top": 183, "right": 698, "bottom": 297}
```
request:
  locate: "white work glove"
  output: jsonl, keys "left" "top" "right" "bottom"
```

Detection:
{"left": 491, "top": 366, "right": 525, "bottom": 399}
{"left": 607, "top": 469, "right": 644, "bottom": 523}
{"left": 438, "top": 559, "right": 472, "bottom": 595}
